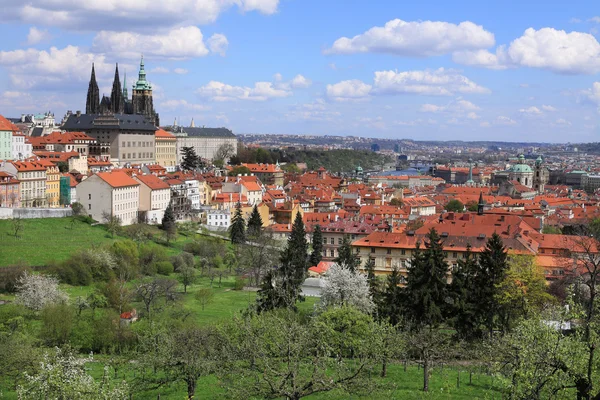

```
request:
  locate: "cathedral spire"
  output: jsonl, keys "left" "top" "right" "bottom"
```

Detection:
{"left": 122, "top": 71, "right": 128, "bottom": 100}
{"left": 477, "top": 191, "right": 485, "bottom": 215}
{"left": 110, "top": 63, "right": 124, "bottom": 114}
{"left": 86, "top": 63, "right": 100, "bottom": 114}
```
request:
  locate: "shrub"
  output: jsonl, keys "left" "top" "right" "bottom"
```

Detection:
{"left": 233, "top": 276, "right": 246, "bottom": 291}
{"left": 156, "top": 261, "right": 174, "bottom": 276}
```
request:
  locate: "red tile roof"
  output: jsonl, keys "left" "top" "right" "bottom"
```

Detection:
{"left": 96, "top": 171, "right": 140, "bottom": 188}
{"left": 155, "top": 129, "right": 176, "bottom": 139}
{"left": 134, "top": 174, "right": 170, "bottom": 190}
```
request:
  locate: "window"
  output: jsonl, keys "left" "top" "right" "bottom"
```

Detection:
{"left": 330, "top": 249, "right": 335, "bottom": 257}
{"left": 330, "top": 238, "right": 335, "bottom": 245}
{"left": 371, "top": 247, "right": 376, "bottom": 254}
{"left": 88, "top": 194, "right": 91, "bottom": 200}
{"left": 88, "top": 204, "right": 91, "bottom": 210}
{"left": 338, "top": 238, "right": 343, "bottom": 245}
{"left": 387, "top": 248, "right": 391, "bottom": 255}
{"left": 453, "top": 252, "right": 457, "bottom": 258}
{"left": 401, "top": 249, "right": 406, "bottom": 255}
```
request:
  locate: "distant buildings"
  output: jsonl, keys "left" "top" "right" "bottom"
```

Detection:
{"left": 172, "top": 125, "right": 237, "bottom": 163}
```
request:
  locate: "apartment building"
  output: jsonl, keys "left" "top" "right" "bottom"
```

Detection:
{"left": 0, "top": 160, "right": 47, "bottom": 207}
{"left": 155, "top": 129, "right": 177, "bottom": 170}
{"left": 134, "top": 174, "right": 171, "bottom": 224}
{"left": 77, "top": 171, "right": 140, "bottom": 225}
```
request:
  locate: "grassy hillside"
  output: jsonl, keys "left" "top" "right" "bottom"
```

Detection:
{"left": 0, "top": 218, "right": 116, "bottom": 267}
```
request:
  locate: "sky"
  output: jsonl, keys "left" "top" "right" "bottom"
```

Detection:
{"left": 0, "top": 0, "right": 600, "bottom": 143}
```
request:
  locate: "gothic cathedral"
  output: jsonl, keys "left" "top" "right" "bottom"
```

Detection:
{"left": 85, "top": 57, "right": 159, "bottom": 126}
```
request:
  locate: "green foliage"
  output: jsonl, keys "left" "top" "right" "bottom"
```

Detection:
{"left": 541, "top": 225, "right": 562, "bottom": 234}
{"left": 333, "top": 236, "right": 360, "bottom": 272}
{"left": 227, "top": 165, "right": 252, "bottom": 176}
{"left": 404, "top": 229, "right": 449, "bottom": 328}
{"left": 71, "top": 202, "right": 85, "bottom": 216}
{"left": 40, "top": 302, "right": 75, "bottom": 346}
{"left": 229, "top": 202, "right": 246, "bottom": 244}
{"left": 161, "top": 203, "right": 177, "bottom": 244}
{"left": 156, "top": 261, "right": 174, "bottom": 276}
{"left": 478, "top": 232, "right": 509, "bottom": 335}
{"left": 445, "top": 199, "right": 464, "bottom": 212}
{"left": 246, "top": 204, "right": 263, "bottom": 237}
{"left": 390, "top": 197, "right": 404, "bottom": 207}
{"left": 309, "top": 224, "right": 323, "bottom": 267}
{"left": 448, "top": 246, "right": 481, "bottom": 339}
{"left": 379, "top": 266, "right": 404, "bottom": 326}
{"left": 195, "top": 288, "right": 215, "bottom": 311}
{"left": 180, "top": 146, "right": 201, "bottom": 171}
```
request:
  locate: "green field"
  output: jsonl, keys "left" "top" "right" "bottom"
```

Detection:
{"left": 0, "top": 218, "right": 116, "bottom": 267}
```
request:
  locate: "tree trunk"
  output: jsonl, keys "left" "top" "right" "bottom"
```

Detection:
{"left": 423, "top": 358, "right": 429, "bottom": 392}
{"left": 381, "top": 357, "right": 388, "bottom": 377}
{"left": 187, "top": 379, "right": 196, "bottom": 399}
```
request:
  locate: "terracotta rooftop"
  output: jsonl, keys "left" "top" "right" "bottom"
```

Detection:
{"left": 96, "top": 171, "right": 140, "bottom": 188}
{"left": 135, "top": 174, "right": 170, "bottom": 190}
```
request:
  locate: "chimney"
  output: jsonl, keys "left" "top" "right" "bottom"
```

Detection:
{"left": 76, "top": 110, "right": 81, "bottom": 117}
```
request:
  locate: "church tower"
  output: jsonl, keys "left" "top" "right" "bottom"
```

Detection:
{"left": 85, "top": 64, "right": 100, "bottom": 114}
{"left": 533, "top": 156, "right": 548, "bottom": 193}
{"left": 110, "top": 64, "right": 124, "bottom": 114}
{"left": 477, "top": 191, "right": 485, "bottom": 215}
{"left": 132, "top": 56, "right": 159, "bottom": 125}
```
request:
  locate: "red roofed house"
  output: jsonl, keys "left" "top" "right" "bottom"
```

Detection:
{"left": 77, "top": 171, "right": 140, "bottom": 225}
{"left": 0, "top": 171, "right": 20, "bottom": 208}
{"left": 0, "top": 160, "right": 47, "bottom": 207}
{"left": 240, "top": 163, "right": 284, "bottom": 186}
{"left": 134, "top": 174, "right": 171, "bottom": 224}
{"left": 120, "top": 309, "right": 138, "bottom": 325}
{"left": 155, "top": 129, "right": 177, "bottom": 170}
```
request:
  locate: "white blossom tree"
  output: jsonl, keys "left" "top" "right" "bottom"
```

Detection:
{"left": 15, "top": 272, "right": 68, "bottom": 311}
{"left": 17, "top": 347, "right": 128, "bottom": 399}
{"left": 319, "top": 263, "right": 375, "bottom": 313}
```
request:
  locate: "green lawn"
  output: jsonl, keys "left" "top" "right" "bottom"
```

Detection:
{"left": 0, "top": 218, "right": 116, "bottom": 267}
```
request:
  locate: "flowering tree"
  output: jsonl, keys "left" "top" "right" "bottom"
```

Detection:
{"left": 17, "top": 347, "right": 128, "bottom": 400}
{"left": 15, "top": 272, "right": 68, "bottom": 311}
{"left": 319, "top": 263, "right": 374, "bottom": 313}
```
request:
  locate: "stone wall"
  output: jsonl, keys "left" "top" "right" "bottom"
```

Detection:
{"left": 0, "top": 208, "right": 73, "bottom": 220}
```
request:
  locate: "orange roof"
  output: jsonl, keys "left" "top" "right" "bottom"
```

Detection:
{"left": 10, "top": 160, "right": 46, "bottom": 172}
{"left": 241, "top": 163, "right": 281, "bottom": 173}
{"left": 155, "top": 129, "right": 176, "bottom": 139}
{"left": 135, "top": 174, "right": 170, "bottom": 190}
{"left": 95, "top": 171, "right": 140, "bottom": 188}
{"left": 0, "top": 115, "right": 19, "bottom": 131}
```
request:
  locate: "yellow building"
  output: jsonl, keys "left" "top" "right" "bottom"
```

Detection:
{"left": 155, "top": 129, "right": 177, "bottom": 169}
{"left": 38, "top": 159, "right": 60, "bottom": 207}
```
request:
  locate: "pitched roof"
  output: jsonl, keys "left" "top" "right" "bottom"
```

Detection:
{"left": 0, "top": 115, "right": 19, "bottom": 131}
{"left": 96, "top": 171, "right": 140, "bottom": 188}
{"left": 155, "top": 128, "right": 176, "bottom": 139}
{"left": 62, "top": 113, "right": 157, "bottom": 132}
{"left": 134, "top": 174, "right": 170, "bottom": 190}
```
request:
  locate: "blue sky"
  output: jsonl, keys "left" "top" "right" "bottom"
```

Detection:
{"left": 0, "top": 0, "right": 599, "bottom": 142}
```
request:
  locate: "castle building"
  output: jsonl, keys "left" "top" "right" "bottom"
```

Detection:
{"left": 85, "top": 57, "right": 159, "bottom": 126}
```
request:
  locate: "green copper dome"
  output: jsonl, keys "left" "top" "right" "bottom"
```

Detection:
{"left": 509, "top": 164, "right": 533, "bottom": 173}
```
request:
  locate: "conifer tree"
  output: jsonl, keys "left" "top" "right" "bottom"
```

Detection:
{"left": 477, "top": 232, "right": 508, "bottom": 336}
{"left": 278, "top": 212, "right": 309, "bottom": 307}
{"left": 254, "top": 270, "right": 287, "bottom": 313}
{"left": 379, "top": 265, "right": 404, "bottom": 326}
{"left": 309, "top": 224, "right": 323, "bottom": 267}
{"left": 364, "top": 258, "right": 378, "bottom": 297}
{"left": 334, "top": 236, "right": 360, "bottom": 272}
{"left": 180, "top": 146, "right": 200, "bottom": 171}
{"left": 229, "top": 202, "right": 246, "bottom": 245}
{"left": 246, "top": 204, "right": 263, "bottom": 237}
{"left": 404, "top": 228, "right": 449, "bottom": 328}
{"left": 161, "top": 203, "right": 177, "bottom": 244}
{"left": 448, "top": 245, "right": 481, "bottom": 339}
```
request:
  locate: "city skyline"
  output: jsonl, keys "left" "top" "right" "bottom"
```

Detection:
{"left": 1, "top": 0, "right": 600, "bottom": 142}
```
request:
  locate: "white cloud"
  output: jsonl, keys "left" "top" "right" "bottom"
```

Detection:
{"left": 92, "top": 26, "right": 215, "bottom": 59}
{"left": 541, "top": 105, "right": 557, "bottom": 111}
{"left": 160, "top": 99, "right": 211, "bottom": 111}
{"left": 570, "top": 18, "right": 582, "bottom": 23}
{"left": 207, "top": 33, "right": 229, "bottom": 56}
{"left": 585, "top": 82, "right": 600, "bottom": 106}
{"left": 26, "top": 27, "right": 50, "bottom": 45}
{"left": 373, "top": 68, "right": 490, "bottom": 96}
{"left": 555, "top": 118, "right": 572, "bottom": 126}
{"left": 290, "top": 74, "right": 312, "bottom": 89}
{"left": 4, "top": 0, "right": 279, "bottom": 32}
{"left": 285, "top": 101, "right": 341, "bottom": 122}
{"left": 519, "top": 83, "right": 529, "bottom": 88}
{"left": 326, "top": 80, "right": 372, "bottom": 101}
{"left": 173, "top": 68, "right": 188, "bottom": 74}
{"left": 519, "top": 106, "right": 542, "bottom": 115}
{"left": 453, "top": 27, "right": 600, "bottom": 74}
{"left": 394, "top": 118, "right": 438, "bottom": 126}
{"left": 480, "top": 121, "right": 491, "bottom": 127}
{"left": 325, "top": 19, "right": 494, "bottom": 57}
{"left": 495, "top": 116, "right": 517, "bottom": 125}
{"left": 0, "top": 45, "right": 112, "bottom": 90}
{"left": 150, "top": 66, "right": 170, "bottom": 74}
{"left": 197, "top": 80, "right": 291, "bottom": 101}
{"left": 466, "top": 112, "right": 480, "bottom": 119}
{"left": 420, "top": 99, "right": 480, "bottom": 113}
{"left": 590, "top": 17, "right": 600, "bottom": 23}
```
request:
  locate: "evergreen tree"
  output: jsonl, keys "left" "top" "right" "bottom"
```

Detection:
{"left": 379, "top": 265, "right": 404, "bottom": 326}
{"left": 254, "top": 270, "right": 287, "bottom": 313}
{"left": 246, "top": 204, "right": 263, "bottom": 237}
{"left": 334, "top": 237, "right": 360, "bottom": 272}
{"left": 309, "top": 224, "right": 323, "bottom": 267}
{"left": 180, "top": 146, "right": 199, "bottom": 171}
{"left": 161, "top": 203, "right": 177, "bottom": 244}
{"left": 448, "top": 245, "right": 481, "bottom": 339}
{"left": 404, "top": 229, "right": 449, "bottom": 328}
{"left": 477, "top": 232, "right": 509, "bottom": 336}
{"left": 364, "top": 258, "right": 378, "bottom": 297}
{"left": 229, "top": 202, "right": 246, "bottom": 245}
{"left": 278, "top": 212, "right": 309, "bottom": 307}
